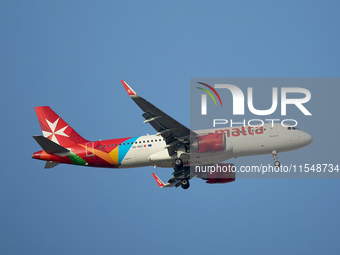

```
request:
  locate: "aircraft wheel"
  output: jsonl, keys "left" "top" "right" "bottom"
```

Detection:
{"left": 180, "top": 178, "right": 190, "bottom": 189}
{"left": 174, "top": 158, "right": 183, "bottom": 170}
{"left": 274, "top": 161, "right": 281, "bottom": 168}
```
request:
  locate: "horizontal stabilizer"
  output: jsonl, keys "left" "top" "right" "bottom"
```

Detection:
{"left": 33, "top": 135, "right": 70, "bottom": 154}
{"left": 45, "top": 161, "right": 60, "bottom": 169}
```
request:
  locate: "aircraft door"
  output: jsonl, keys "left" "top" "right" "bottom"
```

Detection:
{"left": 269, "top": 124, "right": 278, "bottom": 137}
{"left": 86, "top": 142, "right": 95, "bottom": 156}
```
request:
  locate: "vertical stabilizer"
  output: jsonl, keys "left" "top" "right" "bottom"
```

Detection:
{"left": 34, "top": 106, "right": 88, "bottom": 146}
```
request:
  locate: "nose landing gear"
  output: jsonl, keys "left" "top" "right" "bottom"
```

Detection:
{"left": 272, "top": 150, "right": 280, "bottom": 168}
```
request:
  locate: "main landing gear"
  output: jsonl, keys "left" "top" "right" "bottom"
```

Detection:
{"left": 174, "top": 157, "right": 183, "bottom": 170}
{"left": 272, "top": 150, "right": 281, "bottom": 168}
{"left": 173, "top": 158, "right": 190, "bottom": 189}
{"left": 180, "top": 178, "right": 190, "bottom": 189}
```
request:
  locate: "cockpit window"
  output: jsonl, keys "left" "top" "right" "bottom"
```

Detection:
{"left": 287, "top": 127, "right": 299, "bottom": 130}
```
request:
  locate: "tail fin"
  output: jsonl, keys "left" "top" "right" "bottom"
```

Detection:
{"left": 34, "top": 106, "right": 88, "bottom": 146}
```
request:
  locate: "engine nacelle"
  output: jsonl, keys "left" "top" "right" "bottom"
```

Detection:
{"left": 195, "top": 163, "right": 236, "bottom": 184}
{"left": 191, "top": 133, "right": 227, "bottom": 153}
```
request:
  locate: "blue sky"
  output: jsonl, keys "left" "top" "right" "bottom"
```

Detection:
{"left": 1, "top": 1, "right": 339, "bottom": 254}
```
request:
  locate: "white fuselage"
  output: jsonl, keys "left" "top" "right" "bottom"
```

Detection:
{"left": 119, "top": 123, "right": 313, "bottom": 169}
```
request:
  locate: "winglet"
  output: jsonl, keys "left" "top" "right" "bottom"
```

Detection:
{"left": 152, "top": 173, "right": 165, "bottom": 188}
{"left": 121, "top": 80, "right": 137, "bottom": 96}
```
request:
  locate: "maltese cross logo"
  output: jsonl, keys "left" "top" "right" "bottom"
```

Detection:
{"left": 42, "top": 118, "right": 69, "bottom": 144}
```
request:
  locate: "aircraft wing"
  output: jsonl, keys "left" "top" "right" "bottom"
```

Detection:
{"left": 121, "top": 80, "right": 197, "bottom": 156}
{"left": 152, "top": 171, "right": 196, "bottom": 188}
{"left": 152, "top": 173, "right": 179, "bottom": 188}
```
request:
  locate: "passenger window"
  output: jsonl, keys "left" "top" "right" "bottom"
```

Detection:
{"left": 123, "top": 143, "right": 125, "bottom": 145}
{"left": 103, "top": 145, "right": 105, "bottom": 148}
{"left": 151, "top": 140, "right": 153, "bottom": 142}
{"left": 99, "top": 145, "right": 102, "bottom": 148}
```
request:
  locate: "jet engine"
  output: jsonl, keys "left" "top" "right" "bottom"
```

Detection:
{"left": 191, "top": 132, "right": 228, "bottom": 153}
{"left": 195, "top": 163, "right": 236, "bottom": 184}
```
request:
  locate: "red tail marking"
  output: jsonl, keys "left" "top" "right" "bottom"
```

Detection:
{"left": 35, "top": 106, "right": 88, "bottom": 146}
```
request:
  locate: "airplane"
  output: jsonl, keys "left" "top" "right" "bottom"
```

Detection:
{"left": 32, "top": 80, "right": 313, "bottom": 189}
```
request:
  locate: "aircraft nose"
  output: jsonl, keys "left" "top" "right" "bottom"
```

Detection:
{"left": 301, "top": 132, "right": 313, "bottom": 147}
{"left": 307, "top": 133, "right": 313, "bottom": 145}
